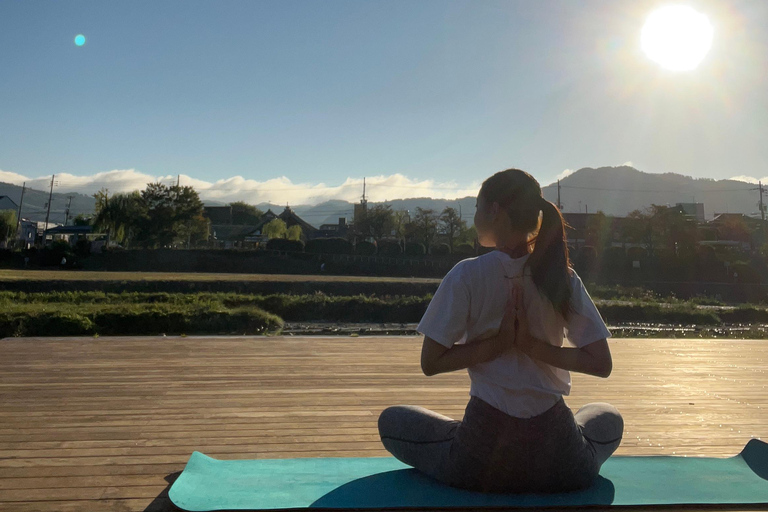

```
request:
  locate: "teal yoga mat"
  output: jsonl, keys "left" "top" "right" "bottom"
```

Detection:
{"left": 169, "top": 439, "right": 768, "bottom": 511}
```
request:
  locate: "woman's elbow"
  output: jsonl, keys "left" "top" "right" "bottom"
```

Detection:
{"left": 594, "top": 357, "right": 613, "bottom": 378}
{"left": 421, "top": 360, "right": 437, "bottom": 377}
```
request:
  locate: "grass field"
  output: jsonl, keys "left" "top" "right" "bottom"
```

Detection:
{"left": 0, "top": 269, "right": 441, "bottom": 284}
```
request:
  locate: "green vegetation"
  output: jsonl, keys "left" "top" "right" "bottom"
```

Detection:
{"left": 0, "top": 292, "right": 282, "bottom": 337}
{"left": 2, "top": 290, "right": 768, "bottom": 337}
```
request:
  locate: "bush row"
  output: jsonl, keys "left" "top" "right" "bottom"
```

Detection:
{"left": 3, "top": 292, "right": 768, "bottom": 336}
{"left": 0, "top": 303, "right": 283, "bottom": 338}
{"left": 267, "top": 237, "right": 477, "bottom": 256}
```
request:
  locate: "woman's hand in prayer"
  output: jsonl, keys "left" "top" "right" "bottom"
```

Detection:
{"left": 511, "top": 285, "right": 537, "bottom": 355}
{"left": 487, "top": 285, "right": 520, "bottom": 359}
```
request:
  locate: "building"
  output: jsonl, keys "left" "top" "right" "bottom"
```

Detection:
{"left": 318, "top": 218, "right": 349, "bottom": 238}
{"left": 675, "top": 203, "right": 705, "bottom": 223}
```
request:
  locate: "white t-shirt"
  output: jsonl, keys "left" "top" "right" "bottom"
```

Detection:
{"left": 417, "top": 250, "right": 611, "bottom": 419}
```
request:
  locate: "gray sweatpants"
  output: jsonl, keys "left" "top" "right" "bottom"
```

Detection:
{"left": 378, "top": 396, "right": 623, "bottom": 493}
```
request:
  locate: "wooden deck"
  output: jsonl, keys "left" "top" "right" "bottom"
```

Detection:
{"left": 0, "top": 336, "right": 766, "bottom": 511}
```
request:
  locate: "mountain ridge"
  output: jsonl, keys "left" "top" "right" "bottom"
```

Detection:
{"left": 1, "top": 166, "right": 760, "bottom": 227}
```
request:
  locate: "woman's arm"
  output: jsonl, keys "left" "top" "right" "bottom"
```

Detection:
{"left": 421, "top": 288, "right": 520, "bottom": 376}
{"left": 511, "top": 284, "right": 612, "bottom": 378}
{"left": 520, "top": 337, "right": 612, "bottom": 378}
{"left": 421, "top": 335, "right": 504, "bottom": 376}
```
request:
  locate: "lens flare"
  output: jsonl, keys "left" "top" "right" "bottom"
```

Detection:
{"left": 75, "top": 34, "right": 86, "bottom": 46}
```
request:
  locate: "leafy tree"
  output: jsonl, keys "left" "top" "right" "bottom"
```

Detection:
{"left": 439, "top": 207, "right": 466, "bottom": 252}
{"left": 458, "top": 225, "right": 478, "bottom": 246}
{"left": 94, "top": 184, "right": 207, "bottom": 248}
{"left": 93, "top": 188, "right": 110, "bottom": 216}
{"left": 263, "top": 218, "right": 288, "bottom": 239}
{"left": 414, "top": 208, "right": 439, "bottom": 249}
{"left": 136, "top": 184, "right": 207, "bottom": 248}
{"left": 716, "top": 215, "right": 751, "bottom": 243}
{"left": 391, "top": 210, "right": 410, "bottom": 239}
{"left": 356, "top": 204, "right": 394, "bottom": 240}
{"left": 0, "top": 210, "right": 17, "bottom": 242}
{"left": 93, "top": 192, "right": 143, "bottom": 246}
{"left": 73, "top": 214, "right": 92, "bottom": 226}
{"left": 585, "top": 211, "right": 612, "bottom": 250}
{"left": 287, "top": 225, "right": 303, "bottom": 241}
{"left": 230, "top": 201, "right": 263, "bottom": 225}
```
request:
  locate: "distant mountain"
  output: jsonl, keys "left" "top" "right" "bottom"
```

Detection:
{"left": 543, "top": 166, "right": 759, "bottom": 219}
{"left": 6, "top": 166, "right": 759, "bottom": 227}
{"left": 0, "top": 182, "right": 96, "bottom": 224}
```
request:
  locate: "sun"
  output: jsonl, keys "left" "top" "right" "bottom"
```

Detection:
{"left": 641, "top": 5, "right": 713, "bottom": 71}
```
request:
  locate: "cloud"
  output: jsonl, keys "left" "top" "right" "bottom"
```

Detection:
{"left": 730, "top": 175, "right": 768, "bottom": 184}
{"left": 621, "top": 161, "right": 633, "bottom": 167}
{"left": 555, "top": 169, "right": 574, "bottom": 181}
{"left": 0, "top": 168, "right": 482, "bottom": 205}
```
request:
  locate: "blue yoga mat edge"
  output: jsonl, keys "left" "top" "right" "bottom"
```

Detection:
{"left": 169, "top": 439, "right": 768, "bottom": 512}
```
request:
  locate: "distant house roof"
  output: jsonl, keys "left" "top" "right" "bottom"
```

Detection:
{"left": 45, "top": 225, "right": 93, "bottom": 235}
{"left": 211, "top": 224, "right": 260, "bottom": 242}
{"left": 278, "top": 206, "right": 318, "bottom": 235}
{"left": 0, "top": 196, "right": 18, "bottom": 211}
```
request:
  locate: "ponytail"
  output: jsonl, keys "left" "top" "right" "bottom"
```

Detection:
{"left": 527, "top": 199, "right": 572, "bottom": 318}
{"left": 480, "top": 168, "right": 573, "bottom": 318}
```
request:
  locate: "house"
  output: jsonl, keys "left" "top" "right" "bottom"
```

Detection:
{"left": 317, "top": 218, "right": 349, "bottom": 239}
{"left": 18, "top": 219, "right": 37, "bottom": 248}
{"left": 210, "top": 224, "right": 264, "bottom": 248}
{"left": 675, "top": 203, "right": 705, "bottom": 223}
{"left": 249, "top": 207, "right": 318, "bottom": 241}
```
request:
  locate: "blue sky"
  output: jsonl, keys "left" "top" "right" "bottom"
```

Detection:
{"left": 1, "top": 0, "right": 767, "bottom": 205}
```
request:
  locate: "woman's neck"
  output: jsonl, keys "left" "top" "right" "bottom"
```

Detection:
{"left": 496, "top": 241, "right": 529, "bottom": 258}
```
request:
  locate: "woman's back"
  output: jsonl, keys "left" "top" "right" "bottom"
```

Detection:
{"left": 417, "top": 249, "right": 610, "bottom": 418}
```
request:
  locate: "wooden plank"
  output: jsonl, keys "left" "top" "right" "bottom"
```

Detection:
{"left": 1, "top": 336, "right": 768, "bottom": 511}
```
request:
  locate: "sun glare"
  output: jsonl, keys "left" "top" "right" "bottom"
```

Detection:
{"left": 641, "top": 5, "right": 713, "bottom": 71}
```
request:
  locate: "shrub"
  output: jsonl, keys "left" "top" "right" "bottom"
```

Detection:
{"left": 355, "top": 241, "right": 377, "bottom": 256}
{"left": 377, "top": 240, "right": 402, "bottom": 256}
{"left": 430, "top": 243, "right": 451, "bottom": 256}
{"left": 266, "top": 238, "right": 304, "bottom": 252}
{"left": 305, "top": 237, "right": 352, "bottom": 255}
{"left": 404, "top": 242, "right": 426, "bottom": 256}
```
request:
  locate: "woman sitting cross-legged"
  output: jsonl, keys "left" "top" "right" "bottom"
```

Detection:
{"left": 378, "top": 168, "right": 623, "bottom": 494}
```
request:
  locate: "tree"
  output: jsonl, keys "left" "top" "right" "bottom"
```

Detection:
{"left": 0, "top": 210, "right": 17, "bottom": 242}
{"left": 93, "top": 192, "right": 143, "bottom": 246}
{"left": 73, "top": 214, "right": 91, "bottom": 226}
{"left": 356, "top": 204, "right": 394, "bottom": 240}
{"left": 439, "top": 207, "right": 467, "bottom": 252}
{"left": 391, "top": 210, "right": 410, "bottom": 239}
{"left": 287, "top": 225, "right": 303, "bottom": 241}
{"left": 414, "top": 208, "right": 439, "bottom": 250}
{"left": 585, "top": 211, "right": 612, "bottom": 250}
{"left": 230, "top": 201, "right": 263, "bottom": 225}
{"left": 263, "top": 218, "right": 288, "bottom": 239}
{"left": 135, "top": 184, "right": 207, "bottom": 248}
{"left": 93, "top": 188, "right": 110, "bottom": 217}
{"left": 458, "top": 225, "right": 478, "bottom": 246}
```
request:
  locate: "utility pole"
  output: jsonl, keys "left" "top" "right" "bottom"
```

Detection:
{"left": 15, "top": 182, "right": 26, "bottom": 241}
{"left": 64, "top": 196, "right": 73, "bottom": 226}
{"left": 177, "top": 174, "right": 181, "bottom": 188}
{"left": 557, "top": 179, "right": 561, "bottom": 210}
{"left": 44, "top": 175, "right": 56, "bottom": 242}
